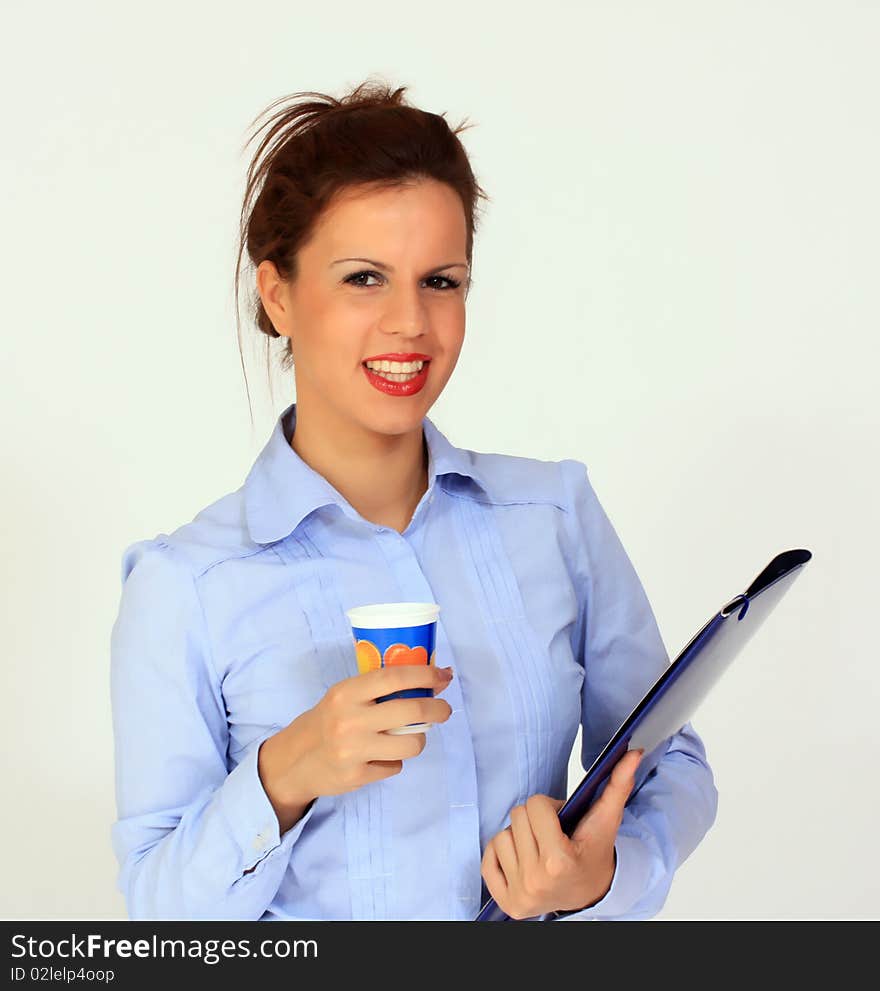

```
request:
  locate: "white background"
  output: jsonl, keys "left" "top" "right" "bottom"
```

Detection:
{"left": 2, "top": 1, "right": 877, "bottom": 920}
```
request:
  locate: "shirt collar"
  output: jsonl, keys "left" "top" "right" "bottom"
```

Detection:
{"left": 244, "top": 401, "right": 490, "bottom": 545}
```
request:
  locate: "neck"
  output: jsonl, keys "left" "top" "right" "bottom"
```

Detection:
{"left": 289, "top": 394, "right": 429, "bottom": 533}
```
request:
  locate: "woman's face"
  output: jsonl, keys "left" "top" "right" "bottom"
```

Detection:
{"left": 258, "top": 178, "right": 469, "bottom": 439}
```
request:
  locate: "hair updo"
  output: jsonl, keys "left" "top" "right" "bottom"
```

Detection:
{"left": 233, "top": 76, "right": 490, "bottom": 417}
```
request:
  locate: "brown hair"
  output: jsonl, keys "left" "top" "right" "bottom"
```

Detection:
{"left": 233, "top": 76, "right": 491, "bottom": 423}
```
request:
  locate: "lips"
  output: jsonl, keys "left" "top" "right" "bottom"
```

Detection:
{"left": 363, "top": 352, "right": 432, "bottom": 363}
{"left": 362, "top": 359, "right": 431, "bottom": 397}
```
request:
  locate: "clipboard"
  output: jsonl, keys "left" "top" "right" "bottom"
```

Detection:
{"left": 474, "top": 547, "right": 812, "bottom": 922}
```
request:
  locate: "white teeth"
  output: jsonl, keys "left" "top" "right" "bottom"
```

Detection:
{"left": 376, "top": 371, "right": 418, "bottom": 382}
{"left": 364, "top": 359, "right": 425, "bottom": 373}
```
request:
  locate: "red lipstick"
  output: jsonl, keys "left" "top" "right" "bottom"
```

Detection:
{"left": 362, "top": 354, "right": 431, "bottom": 397}
{"left": 362, "top": 352, "right": 432, "bottom": 362}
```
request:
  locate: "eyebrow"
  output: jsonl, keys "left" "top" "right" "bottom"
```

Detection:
{"left": 331, "top": 257, "right": 469, "bottom": 273}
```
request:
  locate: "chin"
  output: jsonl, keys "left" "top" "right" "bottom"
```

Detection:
{"left": 360, "top": 396, "right": 434, "bottom": 433}
{"left": 364, "top": 407, "right": 429, "bottom": 436}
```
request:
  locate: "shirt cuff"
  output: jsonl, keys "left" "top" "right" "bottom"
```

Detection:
{"left": 549, "top": 830, "right": 655, "bottom": 921}
{"left": 218, "top": 733, "right": 318, "bottom": 877}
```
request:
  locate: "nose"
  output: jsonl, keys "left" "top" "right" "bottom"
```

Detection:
{"left": 377, "top": 285, "right": 429, "bottom": 339}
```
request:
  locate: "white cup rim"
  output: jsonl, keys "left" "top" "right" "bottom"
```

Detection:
{"left": 345, "top": 601, "right": 440, "bottom": 629}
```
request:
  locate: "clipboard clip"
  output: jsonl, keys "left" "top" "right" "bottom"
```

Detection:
{"left": 721, "top": 593, "right": 750, "bottom": 621}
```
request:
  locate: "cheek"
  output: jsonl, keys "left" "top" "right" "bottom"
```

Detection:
{"left": 297, "top": 313, "right": 361, "bottom": 369}
{"left": 440, "top": 333, "right": 466, "bottom": 374}
{"left": 437, "top": 315, "right": 466, "bottom": 356}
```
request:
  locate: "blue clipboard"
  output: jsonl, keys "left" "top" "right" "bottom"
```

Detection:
{"left": 475, "top": 547, "right": 812, "bottom": 922}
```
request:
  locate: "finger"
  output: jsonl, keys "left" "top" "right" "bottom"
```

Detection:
{"left": 481, "top": 842, "right": 509, "bottom": 904}
{"left": 509, "top": 804, "right": 539, "bottom": 872}
{"left": 524, "top": 794, "right": 573, "bottom": 870}
{"left": 578, "top": 749, "right": 642, "bottom": 839}
{"left": 354, "top": 663, "right": 453, "bottom": 702}
{"left": 365, "top": 731, "right": 427, "bottom": 762}
{"left": 363, "top": 696, "right": 453, "bottom": 733}
{"left": 362, "top": 759, "right": 403, "bottom": 782}
{"left": 617, "top": 748, "right": 644, "bottom": 792}
{"left": 493, "top": 825, "right": 518, "bottom": 883}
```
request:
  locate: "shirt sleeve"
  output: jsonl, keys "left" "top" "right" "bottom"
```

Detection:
{"left": 550, "top": 460, "right": 719, "bottom": 921}
{"left": 110, "top": 538, "right": 318, "bottom": 920}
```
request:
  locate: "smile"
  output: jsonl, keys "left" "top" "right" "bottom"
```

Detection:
{"left": 362, "top": 360, "right": 431, "bottom": 396}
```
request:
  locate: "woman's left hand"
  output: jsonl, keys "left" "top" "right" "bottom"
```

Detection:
{"left": 480, "top": 748, "right": 644, "bottom": 919}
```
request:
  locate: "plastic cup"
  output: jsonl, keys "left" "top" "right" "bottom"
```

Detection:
{"left": 344, "top": 602, "right": 441, "bottom": 734}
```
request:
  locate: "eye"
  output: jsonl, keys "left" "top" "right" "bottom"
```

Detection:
{"left": 343, "top": 270, "right": 462, "bottom": 291}
{"left": 344, "top": 270, "right": 383, "bottom": 288}
{"left": 427, "top": 274, "right": 462, "bottom": 291}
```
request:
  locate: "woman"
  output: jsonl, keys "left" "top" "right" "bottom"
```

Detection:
{"left": 110, "top": 79, "right": 717, "bottom": 921}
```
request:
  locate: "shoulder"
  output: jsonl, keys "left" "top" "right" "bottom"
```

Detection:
{"left": 118, "top": 487, "right": 264, "bottom": 589}
{"left": 463, "top": 448, "right": 591, "bottom": 515}
{"left": 454, "top": 451, "right": 600, "bottom": 579}
{"left": 463, "top": 450, "right": 609, "bottom": 566}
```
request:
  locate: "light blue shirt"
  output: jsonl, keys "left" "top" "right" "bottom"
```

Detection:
{"left": 110, "top": 401, "right": 717, "bottom": 921}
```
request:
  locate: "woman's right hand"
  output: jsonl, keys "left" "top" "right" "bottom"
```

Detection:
{"left": 257, "top": 664, "right": 455, "bottom": 833}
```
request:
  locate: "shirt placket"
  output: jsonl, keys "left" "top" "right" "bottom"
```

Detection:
{"left": 278, "top": 524, "right": 393, "bottom": 921}
{"left": 371, "top": 515, "right": 483, "bottom": 921}
{"left": 451, "top": 494, "right": 555, "bottom": 805}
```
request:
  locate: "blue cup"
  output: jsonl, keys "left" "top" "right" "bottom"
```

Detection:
{"left": 345, "top": 602, "right": 441, "bottom": 734}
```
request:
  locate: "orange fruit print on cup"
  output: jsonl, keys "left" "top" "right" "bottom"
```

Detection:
{"left": 355, "top": 639, "right": 382, "bottom": 674}
{"left": 383, "top": 644, "right": 428, "bottom": 667}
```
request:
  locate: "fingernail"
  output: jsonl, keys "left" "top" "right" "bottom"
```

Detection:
{"left": 440, "top": 666, "right": 453, "bottom": 679}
